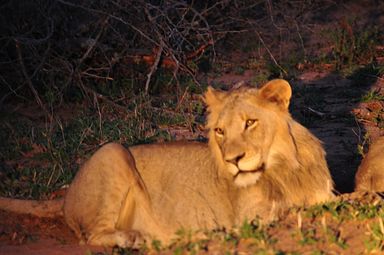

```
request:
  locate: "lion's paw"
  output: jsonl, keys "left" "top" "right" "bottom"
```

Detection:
{"left": 114, "top": 230, "right": 144, "bottom": 249}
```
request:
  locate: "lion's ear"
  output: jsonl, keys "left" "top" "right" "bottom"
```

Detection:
{"left": 259, "top": 79, "right": 292, "bottom": 111}
{"left": 204, "top": 86, "right": 227, "bottom": 107}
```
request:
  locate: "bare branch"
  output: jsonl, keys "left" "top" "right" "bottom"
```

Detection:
{"left": 145, "top": 41, "right": 164, "bottom": 94}
{"left": 15, "top": 40, "right": 48, "bottom": 114}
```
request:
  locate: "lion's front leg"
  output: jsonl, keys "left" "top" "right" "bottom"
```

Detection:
{"left": 115, "top": 179, "right": 173, "bottom": 245}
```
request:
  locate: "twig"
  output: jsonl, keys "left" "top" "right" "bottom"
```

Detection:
{"left": 175, "top": 86, "right": 189, "bottom": 112}
{"left": 254, "top": 29, "right": 288, "bottom": 76}
{"left": 142, "top": 4, "right": 168, "bottom": 94}
{"left": 307, "top": 107, "right": 326, "bottom": 117}
{"left": 79, "top": 81, "right": 129, "bottom": 112}
{"left": 15, "top": 40, "right": 49, "bottom": 115}
{"left": 15, "top": 18, "right": 54, "bottom": 45}
{"left": 57, "top": 0, "right": 157, "bottom": 45}
{"left": 78, "top": 17, "right": 108, "bottom": 66}
{"left": 0, "top": 75, "right": 28, "bottom": 105}
{"left": 145, "top": 41, "right": 164, "bottom": 94}
{"left": 295, "top": 21, "right": 307, "bottom": 61}
{"left": 81, "top": 71, "right": 113, "bottom": 81}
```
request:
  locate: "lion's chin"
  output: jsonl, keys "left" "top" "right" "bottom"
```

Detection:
{"left": 234, "top": 171, "right": 263, "bottom": 187}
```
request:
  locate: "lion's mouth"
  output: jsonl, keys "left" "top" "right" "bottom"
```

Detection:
{"left": 234, "top": 163, "right": 265, "bottom": 178}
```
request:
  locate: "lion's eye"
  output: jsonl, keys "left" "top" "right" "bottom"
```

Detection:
{"left": 214, "top": 127, "right": 224, "bottom": 136}
{"left": 245, "top": 119, "right": 257, "bottom": 129}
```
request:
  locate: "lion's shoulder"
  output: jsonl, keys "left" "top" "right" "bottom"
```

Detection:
{"left": 355, "top": 137, "right": 384, "bottom": 192}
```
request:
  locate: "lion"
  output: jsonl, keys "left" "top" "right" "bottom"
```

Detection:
{"left": 355, "top": 137, "right": 384, "bottom": 192}
{"left": 0, "top": 79, "right": 334, "bottom": 248}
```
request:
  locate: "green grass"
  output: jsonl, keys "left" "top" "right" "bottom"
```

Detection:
{"left": 361, "top": 90, "right": 384, "bottom": 102}
{"left": 364, "top": 220, "right": 384, "bottom": 253}
{"left": 0, "top": 76, "right": 204, "bottom": 199}
{"left": 326, "top": 20, "right": 380, "bottom": 72}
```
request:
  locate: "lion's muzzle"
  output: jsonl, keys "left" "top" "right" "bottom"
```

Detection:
{"left": 225, "top": 152, "right": 263, "bottom": 173}
{"left": 224, "top": 152, "right": 265, "bottom": 187}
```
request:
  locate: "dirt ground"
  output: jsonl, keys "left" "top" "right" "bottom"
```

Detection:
{"left": 0, "top": 69, "right": 383, "bottom": 254}
{"left": 0, "top": 210, "right": 110, "bottom": 255}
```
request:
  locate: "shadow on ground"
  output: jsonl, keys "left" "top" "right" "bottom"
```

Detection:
{"left": 291, "top": 67, "right": 378, "bottom": 193}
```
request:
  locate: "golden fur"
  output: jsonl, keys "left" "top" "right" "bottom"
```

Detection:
{"left": 0, "top": 79, "right": 334, "bottom": 247}
{"left": 355, "top": 137, "right": 384, "bottom": 192}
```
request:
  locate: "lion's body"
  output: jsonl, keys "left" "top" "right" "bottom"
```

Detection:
{"left": 63, "top": 142, "right": 236, "bottom": 246}
{"left": 355, "top": 137, "right": 384, "bottom": 192}
{"left": 0, "top": 79, "right": 334, "bottom": 248}
{"left": 130, "top": 143, "right": 234, "bottom": 230}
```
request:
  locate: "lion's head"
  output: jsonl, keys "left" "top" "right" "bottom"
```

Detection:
{"left": 204, "top": 79, "right": 300, "bottom": 187}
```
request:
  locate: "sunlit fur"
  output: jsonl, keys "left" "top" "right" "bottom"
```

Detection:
{"left": 355, "top": 137, "right": 384, "bottom": 192}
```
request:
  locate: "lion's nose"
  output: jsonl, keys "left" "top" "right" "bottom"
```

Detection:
{"left": 225, "top": 152, "right": 245, "bottom": 166}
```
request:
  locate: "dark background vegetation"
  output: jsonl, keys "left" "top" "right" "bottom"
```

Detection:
{"left": 4, "top": 0, "right": 381, "bottom": 106}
